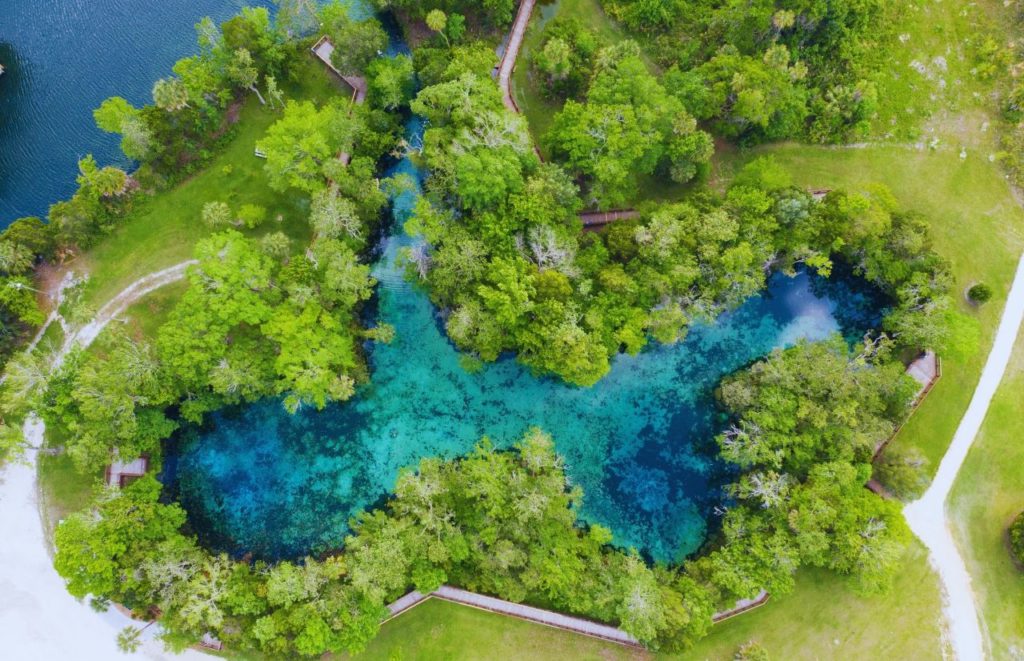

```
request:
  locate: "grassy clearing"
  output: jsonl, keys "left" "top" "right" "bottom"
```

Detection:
{"left": 949, "top": 325, "right": 1024, "bottom": 658}
{"left": 714, "top": 142, "right": 1024, "bottom": 473}
{"left": 683, "top": 541, "right": 946, "bottom": 660}
{"left": 36, "top": 423, "right": 102, "bottom": 542}
{"left": 119, "top": 279, "right": 189, "bottom": 341}
{"left": 350, "top": 598, "right": 644, "bottom": 661}
{"left": 350, "top": 541, "right": 945, "bottom": 660}
{"left": 870, "top": 0, "right": 998, "bottom": 140}
{"left": 77, "top": 53, "right": 342, "bottom": 311}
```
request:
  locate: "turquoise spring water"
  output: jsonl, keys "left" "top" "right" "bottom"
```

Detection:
{"left": 171, "top": 122, "right": 885, "bottom": 565}
{"left": 160, "top": 2, "right": 885, "bottom": 564}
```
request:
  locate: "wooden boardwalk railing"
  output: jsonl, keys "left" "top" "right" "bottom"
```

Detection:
{"left": 311, "top": 35, "right": 368, "bottom": 105}
{"left": 382, "top": 585, "right": 771, "bottom": 648}
{"left": 310, "top": 35, "right": 369, "bottom": 168}
{"left": 874, "top": 351, "right": 942, "bottom": 460}
{"left": 580, "top": 209, "right": 641, "bottom": 227}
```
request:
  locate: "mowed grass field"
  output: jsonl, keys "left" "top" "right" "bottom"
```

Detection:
{"left": 352, "top": 541, "right": 946, "bottom": 660}
{"left": 76, "top": 53, "right": 341, "bottom": 311}
{"left": 350, "top": 598, "right": 644, "bottom": 661}
{"left": 949, "top": 324, "right": 1024, "bottom": 658}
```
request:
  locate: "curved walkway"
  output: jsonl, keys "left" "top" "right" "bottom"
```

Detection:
{"left": 71, "top": 261, "right": 196, "bottom": 362}
{"left": 497, "top": 0, "right": 536, "bottom": 113}
{"left": 0, "top": 262, "right": 199, "bottom": 660}
{"left": 903, "top": 252, "right": 1024, "bottom": 660}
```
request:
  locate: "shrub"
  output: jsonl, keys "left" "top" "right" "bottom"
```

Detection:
{"left": 237, "top": 203, "right": 267, "bottom": 229}
{"left": 735, "top": 640, "right": 770, "bottom": 661}
{"left": 201, "top": 201, "right": 232, "bottom": 228}
{"left": 1010, "top": 511, "right": 1024, "bottom": 567}
{"left": 968, "top": 283, "right": 993, "bottom": 304}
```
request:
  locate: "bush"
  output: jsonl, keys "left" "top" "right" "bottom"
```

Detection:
{"left": 237, "top": 203, "right": 267, "bottom": 229}
{"left": 1010, "top": 511, "right": 1024, "bottom": 567}
{"left": 735, "top": 640, "right": 770, "bottom": 661}
{"left": 968, "top": 283, "right": 993, "bottom": 304}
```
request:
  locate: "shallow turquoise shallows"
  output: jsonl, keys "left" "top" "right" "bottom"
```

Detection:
{"left": 0, "top": 0, "right": 272, "bottom": 223}
{"left": 172, "top": 117, "right": 885, "bottom": 564}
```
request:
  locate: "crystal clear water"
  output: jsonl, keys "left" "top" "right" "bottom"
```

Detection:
{"left": 171, "top": 121, "right": 885, "bottom": 564}
{"left": 0, "top": 0, "right": 272, "bottom": 223}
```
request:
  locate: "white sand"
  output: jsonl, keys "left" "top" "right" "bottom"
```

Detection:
{"left": 904, "top": 252, "right": 1024, "bottom": 660}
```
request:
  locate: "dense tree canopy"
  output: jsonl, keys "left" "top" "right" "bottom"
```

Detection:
{"left": 546, "top": 41, "right": 714, "bottom": 206}
{"left": 600, "top": 0, "right": 890, "bottom": 143}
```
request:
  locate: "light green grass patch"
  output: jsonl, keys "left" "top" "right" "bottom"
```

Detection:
{"left": 349, "top": 597, "right": 645, "bottom": 661}
{"left": 869, "top": 0, "right": 997, "bottom": 140}
{"left": 37, "top": 424, "right": 102, "bottom": 542}
{"left": 348, "top": 542, "right": 945, "bottom": 660}
{"left": 949, "top": 325, "right": 1024, "bottom": 658}
{"left": 683, "top": 541, "right": 947, "bottom": 660}
{"left": 79, "top": 54, "right": 343, "bottom": 311}
{"left": 119, "top": 279, "right": 189, "bottom": 342}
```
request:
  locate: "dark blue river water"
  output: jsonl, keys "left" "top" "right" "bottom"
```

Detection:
{"left": 0, "top": 0, "right": 271, "bottom": 224}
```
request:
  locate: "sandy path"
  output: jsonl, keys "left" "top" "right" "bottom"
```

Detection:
{"left": 66, "top": 260, "right": 197, "bottom": 366}
{"left": 903, "top": 252, "right": 1024, "bottom": 660}
{"left": 0, "top": 261, "right": 205, "bottom": 660}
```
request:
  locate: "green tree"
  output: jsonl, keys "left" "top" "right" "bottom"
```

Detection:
{"left": 227, "top": 48, "right": 265, "bottom": 104}
{"left": 258, "top": 100, "right": 355, "bottom": 192}
{"left": 202, "top": 201, "right": 232, "bottom": 229}
{"left": 263, "top": 302, "right": 357, "bottom": 412}
{"left": 367, "top": 56, "right": 416, "bottom": 110}
{"left": 54, "top": 476, "right": 187, "bottom": 599}
{"left": 426, "top": 10, "right": 449, "bottom": 47}
{"left": 152, "top": 77, "right": 191, "bottom": 111}
{"left": 323, "top": 8, "right": 387, "bottom": 76}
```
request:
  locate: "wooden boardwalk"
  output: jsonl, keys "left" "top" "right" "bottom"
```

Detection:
{"left": 906, "top": 350, "right": 940, "bottom": 398}
{"left": 712, "top": 590, "right": 770, "bottom": 623}
{"left": 383, "top": 584, "right": 771, "bottom": 648}
{"left": 311, "top": 35, "right": 368, "bottom": 105}
{"left": 383, "top": 585, "right": 642, "bottom": 648}
{"left": 580, "top": 209, "right": 641, "bottom": 228}
{"left": 497, "top": 0, "right": 537, "bottom": 114}
{"left": 310, "top": 35, "right": 369, "bottom": 168}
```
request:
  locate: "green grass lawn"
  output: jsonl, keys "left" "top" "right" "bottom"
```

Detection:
{"left": 119, "top": 279, "right": 189, "bottom": 341}
{"left": 350, "top": 598, "right": 645, "bottom": 661}
{"left": 36, "top": 423, "right": 102, "bottom": 543}
{"left": 77, "top": 53, "right": 342, "bottom": 310}
{"left": 949, "top": 325, "right": 1024, "bottom": 658}
{"left": 353, "top": 541, "right": 946, "bottom": 660}
{"left": 683, "top": 541, "right": 946, "bottom": 660}
{"left": 868, "top": 0, "right": 998, "bottom": 140}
